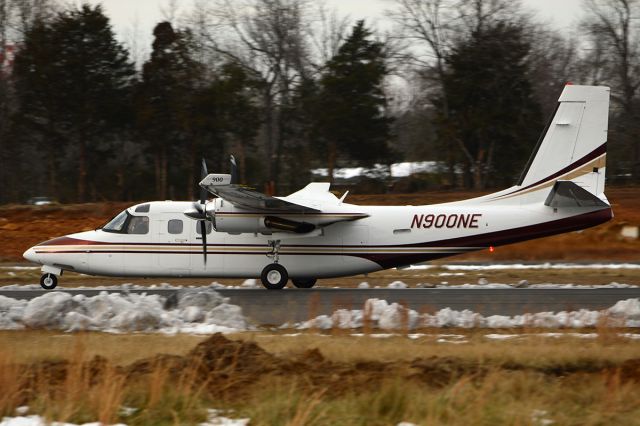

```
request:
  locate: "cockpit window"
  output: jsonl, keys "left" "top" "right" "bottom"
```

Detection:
{"left": 101, "top": 211, "right": 149, "bottom": 234}
{"left": 127, "top": 216, "right": 149, "bottom": 234}
{"left": 102, "top": 211, "right": 128, "bottom": 232}
{"left": 135, "top": 204, "right": 150, "bottom": 213}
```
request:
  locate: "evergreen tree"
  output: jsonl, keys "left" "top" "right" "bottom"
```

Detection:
{"left": 314, "top": 20, "right": 392, "bottom": 182}
{"left": 13, "top": 4, "right": 134, "bottom": 201}
{"left": 186, "top": 62, "right": 260, "bottom": 192}
{"left": 138, "top": 21, "right": 201, "bottom": 200}
{"left": 437, "top": 21, "right": 542, "bottom": 189}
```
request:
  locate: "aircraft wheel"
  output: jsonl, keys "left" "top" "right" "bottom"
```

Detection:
{"left": 261, "top": 264, "right": 288, "bottom": 290}
{"left": 40, "top": 273, "right": 58, "bottom": 290}
{"left": 292, "top": 278, "right": 317, "bottom": 289}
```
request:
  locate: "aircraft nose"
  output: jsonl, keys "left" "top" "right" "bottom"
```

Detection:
{"left": 23, "top": 247, "right": 39, "bottom": 264}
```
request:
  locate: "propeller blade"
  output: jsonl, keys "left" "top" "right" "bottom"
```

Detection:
{"left": 230, "top": 155, "right": 238, "bottom": 184}
{"left": 200, "top": 220, "right": 207, "bottom": 265}
{"left": 200, "top": 158, "right": 208, "bottom": 204}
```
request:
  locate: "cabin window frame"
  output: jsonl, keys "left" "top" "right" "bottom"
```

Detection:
{"left": 168, "top": 219, "right": 184, "bottom": 235}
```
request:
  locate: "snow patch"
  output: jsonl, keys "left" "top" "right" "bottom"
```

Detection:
{"left": 200, "top": 409, "right": 250, "bottom": 426}
{"left": 0, "top": 415, "right": 125, "bottom": 425}
{"left": 292, "top": 298, "right": 640, "bottom": 330}
{"left": 0, "top": 289, "right": 248, "bottom": 333}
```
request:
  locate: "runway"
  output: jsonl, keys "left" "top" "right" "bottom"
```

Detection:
{"left": 2, "top": 287, "right": 640, "bottom": 325}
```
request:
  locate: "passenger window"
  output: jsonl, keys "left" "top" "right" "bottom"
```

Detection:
{"left": 168, "top": 219, "right": 183, "bottom": 234}
{"left": 195, "top": 221, "right": 212, "bottom": 234}
{"left": 127, "top": 216, "right": 149, "bottom": 234}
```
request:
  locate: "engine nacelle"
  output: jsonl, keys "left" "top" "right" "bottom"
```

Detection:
{"left": 211, "top": 201, "right": 315, "bottom": 234}
{"left": 214, "top": 213, "right": 271, "bottom": 234}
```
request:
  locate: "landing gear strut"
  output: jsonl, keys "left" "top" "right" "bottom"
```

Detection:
{"left": 40, "top": 273, "right": 58, "bottom": 290}
{"left": 267, "top": 239, "right": 281, "bottom": 263}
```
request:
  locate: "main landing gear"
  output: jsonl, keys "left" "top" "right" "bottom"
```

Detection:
{"left": 260, "top": 239, "right": 317, "bottom": 290}
{"left": 292, "top": 278, "right": 317, "bottom": 288}
{"left": 261, "top": 263, "right": 288, "bottom": 290}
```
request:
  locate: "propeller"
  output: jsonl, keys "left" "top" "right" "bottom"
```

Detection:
{"left": 230, "top": 155, "right": 238, "bottom": 184}
{"left": 186, "top": 156, "right": 238, "bottom": 266}
{"left": 196, "top": 159, "right": 208, "bottom": 265}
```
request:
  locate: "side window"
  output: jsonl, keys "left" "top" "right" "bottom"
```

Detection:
{"left": 168, "top": 219, "right": 183, "bottom": 234}
{"left": 127, "top": 216, "right": 149, "bottom": 235}
{"left": 135, "top": 204, "right": 150, "bottom": 213}
{"left": 195, "top": 221, "right": 212, "bottom": 235}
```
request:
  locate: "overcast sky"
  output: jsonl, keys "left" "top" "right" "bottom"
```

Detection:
{"left": 78, "top": 0, "right": 585, "bottom": 62}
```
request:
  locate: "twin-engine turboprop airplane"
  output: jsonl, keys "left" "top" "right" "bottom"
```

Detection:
{"left": 24, "top": 85, "right": 613, "bottom": 290}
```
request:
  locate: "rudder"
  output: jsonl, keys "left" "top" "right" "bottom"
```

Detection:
{"left": 517, "top": 85, "right": 609, "bottom": 199}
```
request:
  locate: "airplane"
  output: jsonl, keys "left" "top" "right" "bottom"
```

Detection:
{"left": 23, "top": 85, "right": 612, "bottom": 290}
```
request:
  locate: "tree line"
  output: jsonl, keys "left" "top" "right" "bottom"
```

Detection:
{"left": 0, "top": 0, "right": 638, "bottom": 204}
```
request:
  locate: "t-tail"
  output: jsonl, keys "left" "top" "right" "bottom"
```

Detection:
{"left": 490, "top": 84, "right": 611, "bottom": 209}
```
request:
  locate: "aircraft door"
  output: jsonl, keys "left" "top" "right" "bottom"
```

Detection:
{"left": 155, "top": 215, "right": 191, "bottom": 276}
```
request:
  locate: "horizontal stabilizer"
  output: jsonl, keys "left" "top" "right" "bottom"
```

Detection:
{"left": 544, "top": 181, "right": 609, "bottom": 208}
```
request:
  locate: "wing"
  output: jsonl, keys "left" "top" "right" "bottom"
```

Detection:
{"left": 200, "top": 174, "right": 321, "bottom": 213}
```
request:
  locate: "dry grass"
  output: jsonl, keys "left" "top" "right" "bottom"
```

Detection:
{"left": 1, "top": 331, "right": 640, "bottom": 425}
{"left": 0, "top": 331, "right": 206, "bottom": 364}
{"left": 249, "top": 331, "right": 640, "bottom": 369}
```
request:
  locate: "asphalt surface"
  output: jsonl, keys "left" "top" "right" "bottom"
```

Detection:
{"left": 2, "top": 287, "right": 640, "bottom": 325}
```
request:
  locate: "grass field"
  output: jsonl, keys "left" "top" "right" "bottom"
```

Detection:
{"left": 1, "top": 331, "right": 640, "bottom": 425}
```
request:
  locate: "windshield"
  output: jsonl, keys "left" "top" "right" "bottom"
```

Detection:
{"left": 102, "top": 211, "right": 129, "bottom": 232}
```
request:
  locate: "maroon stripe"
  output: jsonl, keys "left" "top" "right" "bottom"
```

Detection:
{"left": 495, "top": 143, "right": 606, "bottom": 198}
{"left": 36, "top": 208, "right": 612, "bottom": 253}
{"left": 358, "top": 208, "right": 612, "bottom": 268}
{"left": 36, "top": 208, "right": 611, "bottom": 270}
{"left": 37, "top": 236, "right": 94, "bottom": 246}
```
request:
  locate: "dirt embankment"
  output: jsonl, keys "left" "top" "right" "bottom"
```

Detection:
{"left": 0, "top": 187, "right": 638, "bottom": 263}
{"left": 15, "top": 333, "right": 640, "bottom": 401}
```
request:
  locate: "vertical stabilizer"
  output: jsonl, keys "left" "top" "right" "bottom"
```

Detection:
{"left": 507, "top": 85, "right": 610, "bottom": 202}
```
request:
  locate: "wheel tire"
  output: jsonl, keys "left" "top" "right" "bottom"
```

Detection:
{"left": 40, "top": 273, "right": 58, "bottom": 290}
{"left": 260, "top": 264, "right": 288, "bottom": 290}
{"left": 292, "top": 278, "right": 317, "bottom": 289}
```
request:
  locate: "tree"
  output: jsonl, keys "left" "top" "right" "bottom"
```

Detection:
{"left": 138, "top": 21, "right": 201, "bottom": 199}
{"left": 437, "top": 21, "right": 542, "bottom": 189}
{"left": 190, "top": 0, "right": 315, "bottom": 192}
{"left": 389, "top": 0, "right": 524, "bottom": 186}
{"left": 12, "top": 4, "right": 134, "bottom": 201}
{"left": 314, "top": 20, "right": 393, "bottom": 182}
{"left": 582, "top": 0, "right": 640, "bottom": 182}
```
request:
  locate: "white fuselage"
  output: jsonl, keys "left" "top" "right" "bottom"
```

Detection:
{"left": 23, "top": 196, "right": 611, "bottom": 280}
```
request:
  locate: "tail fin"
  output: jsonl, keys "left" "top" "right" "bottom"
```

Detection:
{"left": 515, "top": 85, "right": 609, "bottom": 201}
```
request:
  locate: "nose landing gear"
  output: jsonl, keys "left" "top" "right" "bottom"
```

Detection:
{"left": 40, "top": 273, "right": 58, "bottom": 290}
{"left": 39, "top": 265, "right": 62, "bottom": 290}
